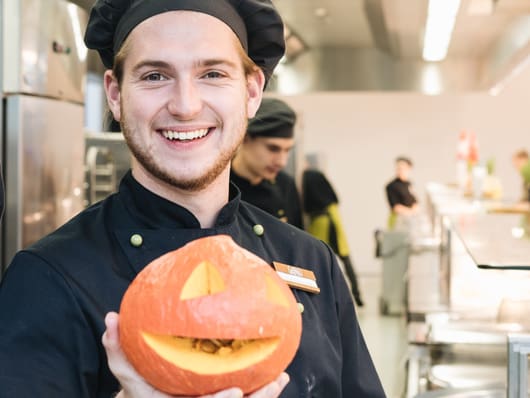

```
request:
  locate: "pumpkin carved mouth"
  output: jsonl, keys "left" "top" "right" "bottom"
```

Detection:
{"left": 142, "top": 333, "right": 280, "bottom": 374}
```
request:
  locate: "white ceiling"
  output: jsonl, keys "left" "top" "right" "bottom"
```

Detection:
{"left": 74, "top": 0, "right": 530, "bottom": 92}
{"left": 74, "top": 0, "right": 530, "bottom": 62}
{"left": 272, "top": 0, "right": 530, "bottom": 59}
{"left": 274, "top": 0, "right": 373, "bottom": 48}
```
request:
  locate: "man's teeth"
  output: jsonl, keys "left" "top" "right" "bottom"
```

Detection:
{"left": 162, "top": 128, "right": 209, "bottom": 141}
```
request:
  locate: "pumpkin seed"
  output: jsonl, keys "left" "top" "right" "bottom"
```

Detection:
{"left": 189, "top": 338, "right": 254, "bottom": 354}
{"left": 217, "top": 346, "right": 233, "bottom": 356}
{"left": 197, "top": 340, "right": 217, "bottom": 353}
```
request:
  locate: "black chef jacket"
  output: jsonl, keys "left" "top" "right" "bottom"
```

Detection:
{"left": 0, "top": 171, "right": 385, "bottom": 398}
{"left": 385, "top": 177, "right": 417, "bottom": 209}
{"left": 230, "top": 169, "right": 303, "bottom": 229}
{"left": 0, "top": 163, "right": 4, "bottom": 223}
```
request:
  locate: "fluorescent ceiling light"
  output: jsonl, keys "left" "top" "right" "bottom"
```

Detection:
{"left": 422, "top": 0, "right": 461, "bottom": 62}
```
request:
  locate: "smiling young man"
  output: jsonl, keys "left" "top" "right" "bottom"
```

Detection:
{"left": 0, "top": 1, "right": 385, "bottom": 397}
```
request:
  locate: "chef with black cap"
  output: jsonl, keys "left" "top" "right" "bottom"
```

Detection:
{"left": 231, "top": 98, "right": 303, "bottom": 229}
{"left": 0, "top": 1, "right": 386, "bottom": 397}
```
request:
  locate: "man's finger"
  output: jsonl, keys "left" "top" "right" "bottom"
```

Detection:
{"left": 247, "top": 373, "right": 289, "bottom": 398}
{"left": 102, "top": 312, "right": 120, "bottom": 352}
{"left": 209, "top": 387, "right": 243, "bottom": 398}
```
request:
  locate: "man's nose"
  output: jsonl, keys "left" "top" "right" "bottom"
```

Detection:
{"left": 167, "top": 79, "right": 202, "bottom": 119}
{"left": 276, "top": 152, "right": 290, "bottom": 169}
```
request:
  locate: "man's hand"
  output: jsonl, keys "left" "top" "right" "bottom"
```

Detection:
{"left": 102, "top": 312, "right": 289, "bottom": 398}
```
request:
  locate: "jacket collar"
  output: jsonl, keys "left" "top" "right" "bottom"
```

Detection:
{"left": 118, "top": 171, "right": 241, "bottom": 229}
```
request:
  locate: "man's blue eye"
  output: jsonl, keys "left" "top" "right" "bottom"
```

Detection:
{"left": 204, "top": 71, "right": 222, "bottom": 79}
{"left": 146, "top": 73, "right": 163, "bottom": 81}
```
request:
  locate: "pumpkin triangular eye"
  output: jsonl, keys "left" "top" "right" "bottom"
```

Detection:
{"left": 180, "top": 261, "right": 225, "bottom": 300}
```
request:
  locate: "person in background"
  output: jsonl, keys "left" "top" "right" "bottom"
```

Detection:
{"left": 302, "top": 168, "right": 364, "bottom": 307}
{"left": 385, "top": 156, "right": 419, "bottom": 229}
{"left": 0, "top": 1, "right": 386, "bottom": 397}
{"left": 231, "top": 98, "right": 303, "bottom": 229}
{"left": 512, "top": 149, "right": 530, "bottom": 202}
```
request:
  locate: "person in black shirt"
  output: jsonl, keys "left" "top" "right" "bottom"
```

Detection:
{"left": 385, "top": 156, "right": 419, "bottom": 229}
{"left": 231, "top": 98, "right": 303, "bottom": 229}
{"left": 0, "top": 1, "right": 385, "bottom": 397}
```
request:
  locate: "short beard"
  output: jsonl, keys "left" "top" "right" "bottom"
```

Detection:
{"left": 121, "top": 116, "right": 245, "bottom": 192}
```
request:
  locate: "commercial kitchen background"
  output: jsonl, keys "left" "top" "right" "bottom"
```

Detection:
{"left": 3, "top": 0, "right": 530, "bottom": 397}
{"left": 84, "top": 0, "right": 530, "bottom": 276}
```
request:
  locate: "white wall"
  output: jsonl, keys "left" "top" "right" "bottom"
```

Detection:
{"left": 281, "top": 68, "right": 530, "bottom": 275}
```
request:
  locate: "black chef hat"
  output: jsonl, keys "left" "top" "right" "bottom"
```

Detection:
{"left": 84, "top": 0, "right": 285, "bottom": 84}
{"left": 247, "top": 98, "right": 296, "bottom": 139}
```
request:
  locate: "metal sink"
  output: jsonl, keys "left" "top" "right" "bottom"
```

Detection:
{"left": 428, "top": 363, "right": 506, "bottom": 389}
{"left": 414, "top": 387, "right": 505, "bottom": 398}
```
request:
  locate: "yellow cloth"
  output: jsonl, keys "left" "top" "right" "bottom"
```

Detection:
{"left": 307, "top": 203, "right": 350, "bottom": 257}
{"left": 387, "top": 212, "right": 397, "bottom": 230}
{"left": 521, "top": 160, "right": 530, "bottom": 184}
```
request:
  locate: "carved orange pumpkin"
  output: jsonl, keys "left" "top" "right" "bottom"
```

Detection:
{"left": 119, "top": 234, "right": 302, "bottom": 395}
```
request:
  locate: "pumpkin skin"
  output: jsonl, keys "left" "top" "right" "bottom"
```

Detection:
{"left": 119, "top": 234, "right": 302, "bottom": 395}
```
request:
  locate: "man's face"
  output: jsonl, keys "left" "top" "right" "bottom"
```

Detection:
{"left": 513, "top": 156, "right": 527, "bottom": 171}
{"left": 239, "top": 136, "right": 295, "bottom": 181}
{"left": 396, "top": 160, "right": 412, "bottom": 181}
{"left": 104, "top": 11, "right": 263, "bottom": 192}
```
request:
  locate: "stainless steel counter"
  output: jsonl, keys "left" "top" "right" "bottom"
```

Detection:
{"left": 451, "top": 213, "right": 530, "bottom": 270}
{"left": 405, "top": 183, "right": 530, "bottom": 398}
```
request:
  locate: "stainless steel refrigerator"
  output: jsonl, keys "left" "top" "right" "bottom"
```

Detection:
{"left": 0, "top": 0, "right": 87, "bottom": 272}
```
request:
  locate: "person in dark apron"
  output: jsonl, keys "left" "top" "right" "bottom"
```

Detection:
{"left": 0, "top": 1, "right": 385, "bottom": 397}
{"left": 302, "top": 168, "right": 364, "bottom": 307}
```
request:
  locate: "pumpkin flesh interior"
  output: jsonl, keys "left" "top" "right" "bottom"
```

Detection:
{"left": 180, "top": 261, "right": 225, "bottom": 300}
{"left": 142, "top": 333, "right": 280, "bottom": 374}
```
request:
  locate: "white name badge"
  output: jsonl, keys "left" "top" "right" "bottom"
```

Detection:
{"left": 273, "top": 261, "right": 320, "bottom": 294}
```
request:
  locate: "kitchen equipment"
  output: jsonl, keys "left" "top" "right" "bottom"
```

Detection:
{"left": 84, "top": 131, "right": 131, "bottom": 206}
{"left": 0, "top": 0, "right": 87, "bottom": 273}
{"left": 377, "top": 229, "right": 410, "bottom": 315}
{"left": 428, "top": 363, "right": 506, "bottom": 390}
{"left": 507, "top": 334, "right": 530, "bottom": 398}
{"left": 414, "top": 387, "right": 505, "bottom": 398}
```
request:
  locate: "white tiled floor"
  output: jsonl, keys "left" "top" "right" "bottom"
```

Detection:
{"left": 356, "top": 274, "right": 408, "bottom": 398}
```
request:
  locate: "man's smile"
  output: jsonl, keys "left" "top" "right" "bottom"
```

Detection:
{"left": 161, "top": 128, "right": 211, "bottom": 141}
